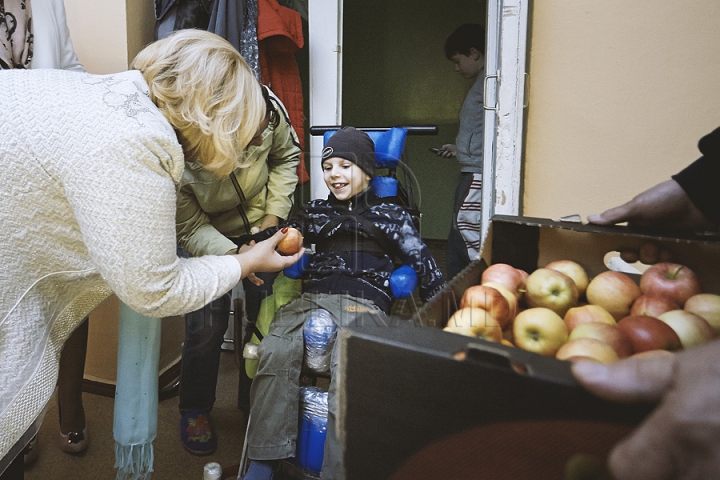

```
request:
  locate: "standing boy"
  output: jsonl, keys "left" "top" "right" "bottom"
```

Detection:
{"left": 434, "top": 23, "right": 486, "bottom": 278}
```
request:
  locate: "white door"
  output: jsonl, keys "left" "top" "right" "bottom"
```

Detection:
{"left": 308, "top": 0, "right": 531, "bottom": 242}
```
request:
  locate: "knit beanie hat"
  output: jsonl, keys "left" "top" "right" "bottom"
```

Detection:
{"left": 322, "top": 127, "right": 376, "bottom": 177}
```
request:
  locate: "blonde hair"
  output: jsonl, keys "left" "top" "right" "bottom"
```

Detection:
{"left": 132, "top": 30, "right": 264, "bottom": 177}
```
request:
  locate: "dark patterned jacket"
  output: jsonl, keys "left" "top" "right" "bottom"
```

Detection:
{"left": 256, "top": 188, "right": 446, "bottom": 313}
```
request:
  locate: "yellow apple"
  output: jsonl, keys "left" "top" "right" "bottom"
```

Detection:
{"left": 444, "top": 307, "right": 503, "bottom": 342}
{"left": 658, "top": 309, "right": 715, "bottom": 349}
{"left": 684, "top": 293, "right": 720, "bottom": 335}
{"left": 556, "top": 338, "right": 619, "bottom": 364}
{"left": 513, "top": 307, "right": 568, "bottom": 356}
{"left": 545, "top": 260, "right": 589, "bottom": 298}
{"left": 563, "top": 304, "right": 616, "bottom": 333}
{"left": 525, "top": 268, "right": 579, "bottom": 317}
{"left": 586, "top": 271, "right": 642, "bottom": 320}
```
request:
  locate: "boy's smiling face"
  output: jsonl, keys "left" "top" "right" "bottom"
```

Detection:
{"left": 449, "top": 47, "right": 484, "bottom": 79}
{"left": 322, "top": 157, "right": 371, "bottom": 201}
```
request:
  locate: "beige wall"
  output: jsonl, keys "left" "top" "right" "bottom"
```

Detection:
{"left": 59, "top": 0, "right": 179, "bottom": 382}
{"left": 523, "top": 1, "right": 720, "bottom": 220}
{"left": 64, "top": 0, "right": 154, "bottom": 73}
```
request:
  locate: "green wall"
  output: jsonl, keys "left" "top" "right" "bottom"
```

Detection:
{"left": 342, "top": 0, "right": 486, "bottom": 239}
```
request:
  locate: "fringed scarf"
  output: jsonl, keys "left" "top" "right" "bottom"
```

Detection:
{"left": 0, "top": 0, "right": 32, "bottom": 69}
{"left": 114, "top": 302, "right": 162, "bottom": 480}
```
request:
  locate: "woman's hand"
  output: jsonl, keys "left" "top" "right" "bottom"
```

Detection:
{"left": 572, "top": 340, "right": 720, "bottom": 479}
{"left": 232, "top": 229, "right": 304, "bottom": 278}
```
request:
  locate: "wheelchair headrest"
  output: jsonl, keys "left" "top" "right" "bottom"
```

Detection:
{"left": 323, "top": 127, "right": 408, "bottom": 169}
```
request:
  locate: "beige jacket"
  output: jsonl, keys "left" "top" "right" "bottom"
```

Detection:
{"left": 176, "top": 90, "right": 301, "bottom": 256}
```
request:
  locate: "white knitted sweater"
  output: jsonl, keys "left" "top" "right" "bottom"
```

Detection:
{"left": 0, "top": 69, "right": 242, "bottom": 463}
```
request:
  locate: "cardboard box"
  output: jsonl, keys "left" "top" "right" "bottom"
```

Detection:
{"left": 337, "top": 216, "right": 720, "bottom": 480}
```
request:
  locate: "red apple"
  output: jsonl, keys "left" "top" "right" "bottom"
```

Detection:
{"left": 277, "top": 227, "right": 304, "bottom": 255}
{"left": 545, "top": 260, "right": 589, "bottom": 297}
{"left": 639, "top": 262, "right": 701, "bottom": 306}
{"left": 586, "top": 271, "right": 642, "bottom": 320}
{"left": 481, "top": 282, "right": 519, "bottom": 321}
{"left": 563, "top": 304, "right": 616, "bottom": 333}
{"left": 657, "top": 310, "right": 715, "bottom": 349}
{"left": 444, "top": 307, "right": 503, "bottom": 342}
{"left": 630, "top": 294, "right": 680, "bottom": 318}
{"left": 459, "top": 285, "right": 511, "bottom": 327}
{"left": 556, "top": 338, "right": 619, "bottom": 364}
{"left": 569, "top": 322, "right": 633, "bottom": 358}
{"left": 684, "top": 293, "right": 720, "bottom": 335}
{"left": 525, "top": 268, "right": 579, "bottom": 317}
{"left": 513, "top": 307, "right": 568, "bottom": 356}
{"left": 617, "top": 315, "right": 682, "bottom": 353}
{"left": 481, "top": 263, "right": 525, "bottom": 300}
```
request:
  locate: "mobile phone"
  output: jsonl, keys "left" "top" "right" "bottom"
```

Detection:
{"left": 429, "top": 147, "right": 442, "bottom": 154}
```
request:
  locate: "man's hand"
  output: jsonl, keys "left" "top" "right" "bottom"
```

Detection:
{"left": 572, "top": 340, "right": 720, "bottom": 479}
{"left": 435, "top": 144, "right": 457, "bottom": 158}
{"left": 587, "top": 180, "right": 716, "bottom": 231}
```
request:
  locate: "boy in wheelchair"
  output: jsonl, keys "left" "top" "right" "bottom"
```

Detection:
{"left": 241, "top": 127, "right": 446, "bottom": 480}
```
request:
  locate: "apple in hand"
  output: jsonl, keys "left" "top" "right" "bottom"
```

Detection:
{"left": 684, "top": 293, "right": 720, "bottom": 335}
{"left": 525, "top": 268, "right": 579, "bottom": 317}
{"left": 630, "top": 294, "right": 680, "bottom": 318}
{"left": 481, "top": 263, "right": 525, "bottom": 300}
{"left": 276, "top": 227, "right": 304, "bottom": 255}
{"left": 545, "top": 260, "right": 589, "bottom": 297}
{"left": 459, "top": 285, "right": 511, "bottom": 327}
{"left": 639, "top": 262, "right": 701, "bottom": 306}
{"left": 563, "top": 304, "right": 616, "bottom": 333}
{"left": 586, "top": 271, "right": 642, "bottom": 320}
{"left": 556, "top": 338, "right": 619, "bottom": 364}
{"left": 444, "top": 307, "right": 503, "bottom": 342}
{"left": 513, "top": 307, "right": 568, "bottom": 356}
{"left": 616, "top": 315, "right": 682, "bottom": 353}
{"left": 569, "top": 322, "right": 633, "bottom": 358}
{"left": 657, "top": 310, "right": 715, "bottom": 349}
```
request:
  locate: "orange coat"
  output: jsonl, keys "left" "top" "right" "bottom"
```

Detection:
{"left": 257, "top": 0, "right": 308, "bottom": 183}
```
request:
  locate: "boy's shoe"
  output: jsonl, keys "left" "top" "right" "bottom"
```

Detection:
{"left": 180, "top": 410, "right": 216, "bottom": 455}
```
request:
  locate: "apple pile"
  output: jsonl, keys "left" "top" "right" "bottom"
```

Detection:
{"left": 443, "top": 260, "right": 720, "bottom": 363}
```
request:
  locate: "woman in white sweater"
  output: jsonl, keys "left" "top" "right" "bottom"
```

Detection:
{"left": 0, "top": 29, "right": 303, "bottom": 472}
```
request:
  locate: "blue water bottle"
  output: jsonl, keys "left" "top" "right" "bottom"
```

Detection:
{"left": 303, "top": 309, "right": 337, "bottom": 375}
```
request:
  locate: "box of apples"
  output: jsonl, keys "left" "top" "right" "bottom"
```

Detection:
{"left": 437, "top": 216, "right": 720, "bottom": 362}
{"left": 337, "top": 215, "right": 720, "bottom": 480}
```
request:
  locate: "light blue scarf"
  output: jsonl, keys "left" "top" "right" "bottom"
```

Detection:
{"left": 114, "top": 302, "right": 161, "bottom": 480}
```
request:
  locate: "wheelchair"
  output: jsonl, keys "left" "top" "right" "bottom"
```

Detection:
{"left": 232, "top": 125, "right": 437, "bottom": 479}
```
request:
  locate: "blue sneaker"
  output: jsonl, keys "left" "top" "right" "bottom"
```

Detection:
{"left": 180, "top": 410, "right": 216, "bottom": 455}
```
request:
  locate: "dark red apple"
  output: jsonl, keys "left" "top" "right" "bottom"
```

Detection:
{"left": 639, "top": 262, "right": 701, "bottom": 306}
{"left": 630, "top": 294, "right": 680, "bottom": 318}
{"left": 617, "top": 315, "right": 682, "bottom": 353}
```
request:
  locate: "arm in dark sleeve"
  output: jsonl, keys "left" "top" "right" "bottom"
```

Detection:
{"left": 672, "top": 127, "right": 720, "bottom": 224}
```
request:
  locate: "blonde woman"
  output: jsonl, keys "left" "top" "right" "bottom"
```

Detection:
{"left": 0, "top": 29, "right": 303, "bottom": 474}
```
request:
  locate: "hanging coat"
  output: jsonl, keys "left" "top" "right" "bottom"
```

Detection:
{"left": 257, "top": 0, "right": 309, "bottom": 183}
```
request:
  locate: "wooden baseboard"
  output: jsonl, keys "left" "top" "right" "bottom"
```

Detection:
{"left": 82, "top": 359, "right": 182, "bottom": 400}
